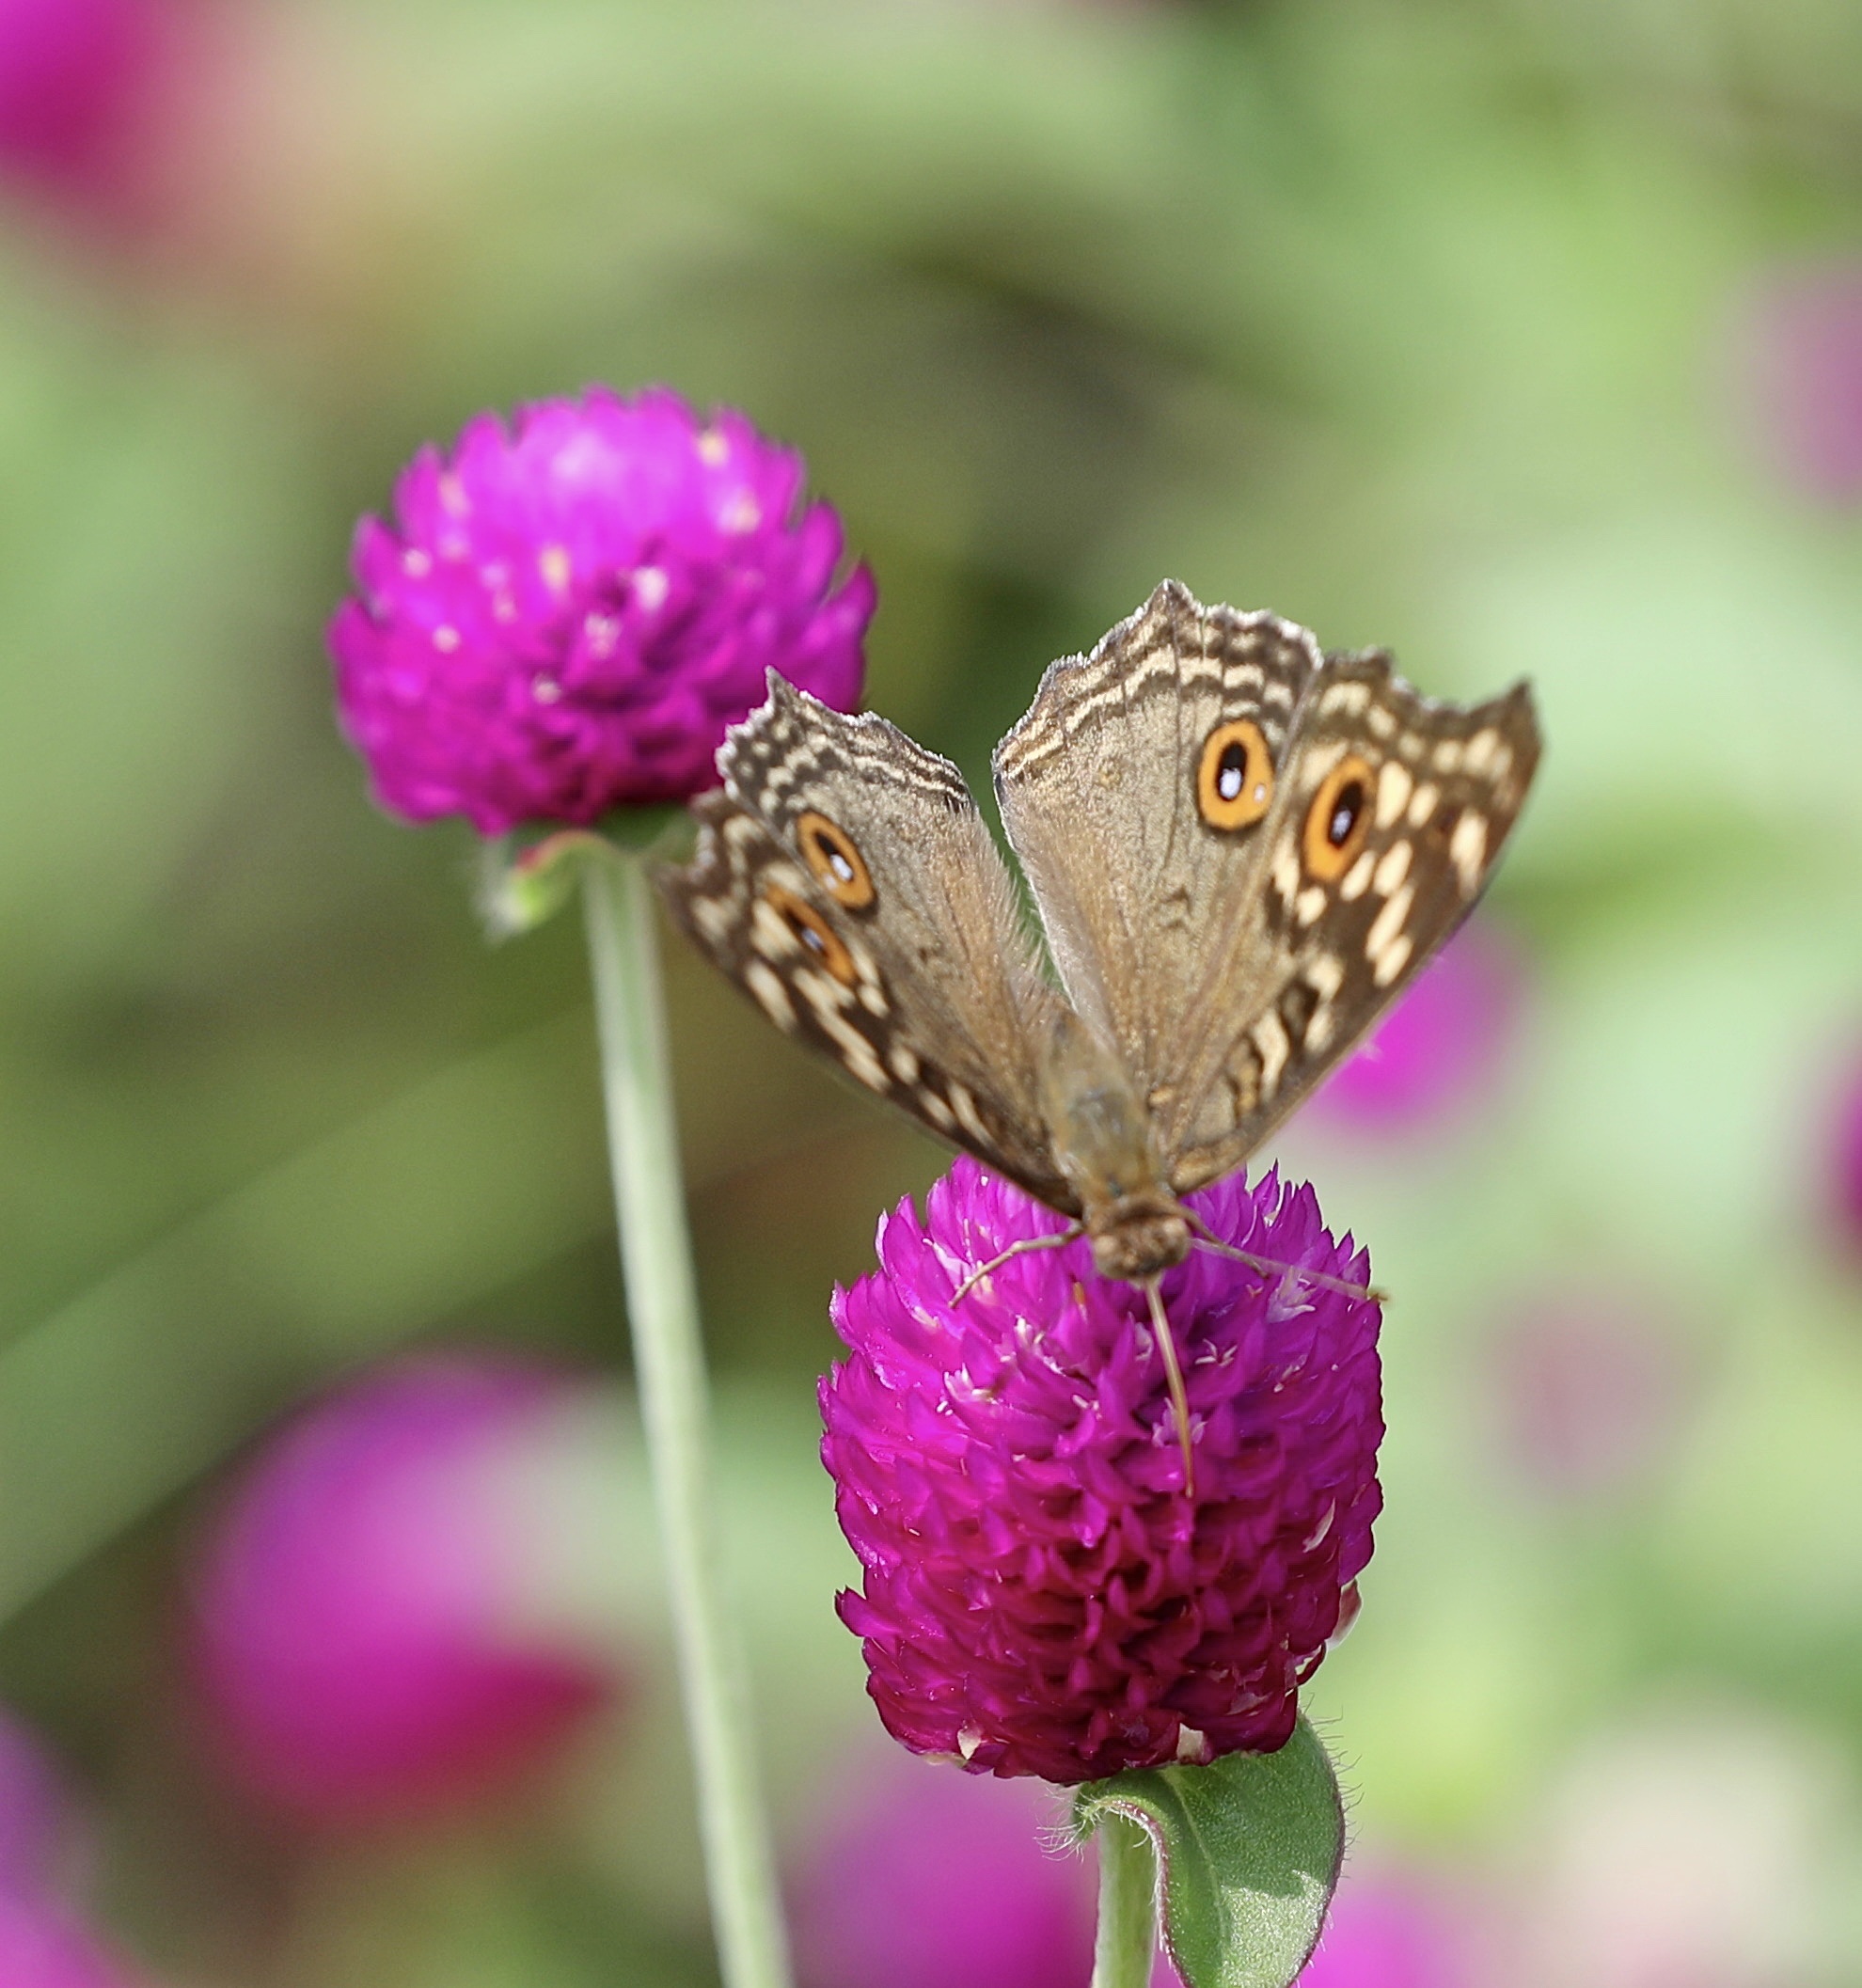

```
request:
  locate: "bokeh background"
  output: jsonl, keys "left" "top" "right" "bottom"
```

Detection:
{"left": 3, "top": 0, "right": 1862, "bottom": 1982}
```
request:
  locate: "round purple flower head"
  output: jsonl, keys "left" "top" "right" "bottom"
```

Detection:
{"left": 329, "top": 387, "right": 875, "bottom": 833}
{"left": 821, "top": 1158, "right": 1382, "bottom": 1784}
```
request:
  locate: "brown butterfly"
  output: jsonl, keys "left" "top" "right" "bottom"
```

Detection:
{"left": 661, "top": 582, "right": 1540, "bottom": 1476}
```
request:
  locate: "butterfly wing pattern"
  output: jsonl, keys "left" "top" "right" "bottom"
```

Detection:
{"left": 659, "top": 681, "right": 1077, "bottom": 1212}
{"left": 993, "top": 581, "right": 1322, "bottom": 1104}
{"left": 1164, "top": 649, "right": 1540, "bottom": 1190}
{"left": 992, "top": 581, "right": 1539, "bottom": 1190}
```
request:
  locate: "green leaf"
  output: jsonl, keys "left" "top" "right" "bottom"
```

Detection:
{"left": 474, "top": 807, "right": 686, "bottom": 939}
{"left": 1073, "top": 1719, "right": 1344, "bottom": 1988}
{"left": 475, "top": 829, "right": 598, "bottom": 939}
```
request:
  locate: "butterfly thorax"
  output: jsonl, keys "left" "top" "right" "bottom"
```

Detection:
{"left": 1037, "top": 1007, "right": 1192, "bottom": 1281}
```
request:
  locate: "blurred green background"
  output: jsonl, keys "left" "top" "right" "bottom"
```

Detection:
{"left": 3, "top": 0, "right": 1861, "bottom": 1981}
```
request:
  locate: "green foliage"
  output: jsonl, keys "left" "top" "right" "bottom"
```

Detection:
{"left": 1075, "top": 1723, "right": 1345, "bottom": 1988}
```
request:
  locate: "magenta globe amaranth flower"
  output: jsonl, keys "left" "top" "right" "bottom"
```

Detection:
{"left": 329, "top": 387, "right": 875, "bottom": 833}
{"left": 186, "top": 1352, "right": 621, "bottom": 1825}
{"left": 791, "top": 1751, "right": 1093, "bottom": 1988}
{"left": 822, "top": 1159, "right": 1382, "bottom": 1784}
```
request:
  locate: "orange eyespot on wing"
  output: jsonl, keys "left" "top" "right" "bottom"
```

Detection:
{"left": 762, "top": 883, "right": 859, "bottom": 985}
{"left": 795, "top": 809, "right": 876, "bottom": 909}
{"left": 1302, "top": 754, "right": 1374, "bottom": 879}
{"left": 1196, "top": 719, "right": 1275, "bottom": 830}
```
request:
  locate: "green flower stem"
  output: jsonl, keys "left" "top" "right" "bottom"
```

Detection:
{"left": 1094, "top": 1810, "right": 1160, "bottom": 1988}
{"left": 583, "top": 852, "right": 792, "bottom": 1988}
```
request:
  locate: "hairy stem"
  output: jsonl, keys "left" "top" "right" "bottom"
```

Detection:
{"left": 583, "top": 854, "right": 792, "bottom": 1988}
{"left": 1093, "top": 1810, "right": 1160, "bottom": 1988}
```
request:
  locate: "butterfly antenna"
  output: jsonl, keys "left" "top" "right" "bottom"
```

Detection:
{"left": 950, "top": 1225, "right": 1083, "bottom": 1303}
{"left": 1184, "top": 1214, "right": 1386, "bottom": 1304}
{"left": 1143, "top": 1277, "right": 1196, "bottom": 1498}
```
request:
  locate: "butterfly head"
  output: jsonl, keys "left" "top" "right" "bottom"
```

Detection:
{"left": 1085, "top": 1191, "right": 1192, "bottom": 1283}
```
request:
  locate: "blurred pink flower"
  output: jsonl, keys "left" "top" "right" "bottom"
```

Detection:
{"left": 186, "top": 1352, "right": 620, "bottom": 1826}
{"left": 1297, "top": 1871, "right": 1470, "bottom": 1988}
{"left": 791, "top": 1752, "right": 1093, "bottom": 1988}
{"left": 1741, "top": 262, "right": 1862, "bottom": 504}
{"left": 1486, "top": 1286, "right": 1692, "bottom": 1498}
{"left": 1144, "top": 1869, "right": 1470, "bottom": 1980}
{"left": 794, "top": 1753, "right": 1470, "bottom": 1988}
{"left": 330, "top": 387, "right": 874, "bottom": 833}
{"left": 0, "top": 0, "right": 182, "bottom": 221}
{"left": 0, "top": 1893, "right": 147, "bottom": 1988}
{"left": 0, "top": 1707, "right": 74, "bottom": 1899}
{"left": 1832, "top": 1056, "right": 1862, "bottom": 1254}
{"left": 1523, "top": 1704, "right": 1841, "bottom": 1988}
{"left": 1149, "top": 1866, "right": 1471, "bottom": 1987}
{"left": 1312, "top": 923, "right": 1523, "bottom": 1132}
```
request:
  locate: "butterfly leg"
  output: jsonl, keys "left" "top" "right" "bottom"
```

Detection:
{"left": 1142, "top": 1277, "right": 1196, "bottom": 1498}
{"left": 950, "top": 1225, "right": 1084, "bottom": 1303}
{"left": 1184, "top": 1215, "right": 1386, "bottom": 1304}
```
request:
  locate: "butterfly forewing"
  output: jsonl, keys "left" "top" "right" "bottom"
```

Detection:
{"left": 1165, "top": 653, "right": 1541, "bottom": 1189}
{"left": 658, "top": 681, "right": 1077, "bottom": 1212}
{"left": 993, "top": 580, "right": 1321, "bottom": 1089}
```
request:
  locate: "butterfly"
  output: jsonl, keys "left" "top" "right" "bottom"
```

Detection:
{"left": 660, "top": 581, "right": 1540, "bottom": 1466}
